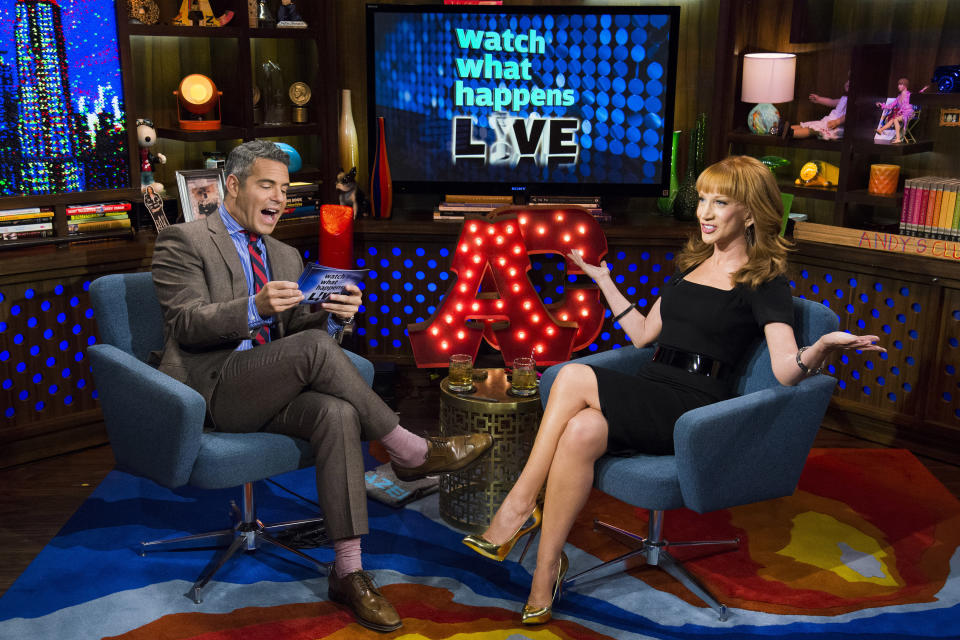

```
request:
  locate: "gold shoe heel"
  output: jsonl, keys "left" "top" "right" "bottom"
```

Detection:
{"left": 462, "top": 505, "right": 542, "bottom": 562}
{"left": 521, "top": 551, "right": 568, "bottom": 625}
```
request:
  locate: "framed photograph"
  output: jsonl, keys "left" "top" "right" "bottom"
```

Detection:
{"left": 176, "top": 169, "right": 225, "bottom": 222}
{"left": 939, "top": 108, "right": 960, "bottom": 127}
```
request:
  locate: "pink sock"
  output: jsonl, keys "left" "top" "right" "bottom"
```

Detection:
{"left": 334, "top": 537, "right": 363, "bottom": 577}
{"left": 380, "top": 425, "right": 428, "bottom": 468}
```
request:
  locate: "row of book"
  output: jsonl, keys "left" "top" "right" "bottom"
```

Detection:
{"left": 1, "top": 201, "right": 132, "bottom": 242}
{"left": 432, "top": 194, "right": 512, "bottom": 221}
{"left": 432, "top": 194, "right": 612, "bottom": 223}
{"left": 899, "top": 177, "right": 960, "bottom": 240}
{"left": 0, "top": 206, "right": 54, "bottom": 241}
{"left": 279, "top": 182, "right": 320, "bottom": 223}
{"left": 527, "top": 195, "right": 612, "bottom": 223}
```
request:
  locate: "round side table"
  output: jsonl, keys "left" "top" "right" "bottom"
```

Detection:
{"left": 438, "top": 368, "right": 542, "bottom": 533}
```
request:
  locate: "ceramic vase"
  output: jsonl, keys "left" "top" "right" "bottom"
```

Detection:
{"left": 656, "top": 130, "right": 681, "bottom": 215}
{"left": 673, "top": 130, "right": 699, "bottom": 222}
{"left": 338, "top": 89, "right": 359, "bottom": 174}
{"left": 369, "top": 117, "right": 393, "bottom": 219}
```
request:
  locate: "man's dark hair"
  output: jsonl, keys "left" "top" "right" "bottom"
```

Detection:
{"left": 224, "top": 139, "right": 290, "bottom": 184}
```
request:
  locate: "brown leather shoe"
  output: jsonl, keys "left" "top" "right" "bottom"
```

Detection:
{"left": 391, "top": 433, "right": 493, "bottom": 482}
{"left": 328, "top": 570, "right": 402, "bottom": 632}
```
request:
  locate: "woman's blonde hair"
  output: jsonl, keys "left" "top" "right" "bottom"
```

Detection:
{"left": 676, "top": 155, "right": 792, "bottom": 288}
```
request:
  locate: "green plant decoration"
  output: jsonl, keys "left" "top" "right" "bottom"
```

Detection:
{"left": 673, "top": 129, "right": 699, "bottom": 222}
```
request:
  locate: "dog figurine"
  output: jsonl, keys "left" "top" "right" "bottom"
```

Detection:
{"left": 336, "top": 167, "right": 370, "bottom": 219}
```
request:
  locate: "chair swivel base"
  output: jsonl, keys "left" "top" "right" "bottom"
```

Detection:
{"left": 563, "top": 514, "right": 739, "bottom": 621}
{"left": 139, "top": 482, "right": 329, "bottom": 604}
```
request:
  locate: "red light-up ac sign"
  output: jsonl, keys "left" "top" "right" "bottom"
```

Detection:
{"left": 407, "top": 207, "right": 607, "bottom": 367}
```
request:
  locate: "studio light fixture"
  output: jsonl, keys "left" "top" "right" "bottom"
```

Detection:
{"left": 174, "top": 74, "right": 222, "bottom": 131}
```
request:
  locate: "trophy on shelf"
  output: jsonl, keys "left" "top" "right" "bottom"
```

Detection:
{"left": 256, "top": 0, "right": 276, "bottom": 28}
{"left": 172, "top": 0, "right": 220, "bottom": 27}
{"left": 252, "top": 85, "right": 263, "bottom": 125}
{"left": 289, "top": 82, "right": 311, "bottom": 123}
{"left": 127, "top": 0, "right": 159, "bottom": 25}
{"left": 260, "top": 60, "right": 288, "bottom": 125}
{"left": 277, "top": 0, "right": 307, "bottom": 28}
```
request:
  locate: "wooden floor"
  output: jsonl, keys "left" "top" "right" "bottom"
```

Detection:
{"left": 1, "top": 419, "right": 958, "bottom": 598}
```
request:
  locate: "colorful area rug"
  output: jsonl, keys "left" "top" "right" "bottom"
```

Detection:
{"left": 0, "top": 448, "right": 958, "bottom": 639}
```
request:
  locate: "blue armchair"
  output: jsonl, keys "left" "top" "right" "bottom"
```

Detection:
{"left": 87, "top": 272, "right": 374, "bottom": 603}
{"left": 540, "top": 297, "right": 839, "bottom": 620}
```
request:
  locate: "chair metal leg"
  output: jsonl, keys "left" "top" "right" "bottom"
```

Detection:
{"left": 657, "top": 549, "right": 728, "bottom": 621}
{"left": 185, "top": 534, "right": 248, "bottom": 603}
{"left": 563, "top": 511, "right": 739, "bottom": 621}
{"left": 140, "top": 528, "right": 236, "bottom": 553}
{"left": 261, "top": 517, "right": 326, "bottom": 535}
{"left": 257, "top": 530, "right": 328, "bottom": 571}
{"left": 139, "top": 481, "right": 328, "bottom": 604}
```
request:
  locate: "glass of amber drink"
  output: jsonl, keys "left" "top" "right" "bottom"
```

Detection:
{"left": 510, "top": 357, "right": 537, "bottom": 396}
{"left": 448, "top": 354, "right": 474, "bottom": 392}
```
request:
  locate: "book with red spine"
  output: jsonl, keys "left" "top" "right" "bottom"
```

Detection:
{"left": 900, "top": 178, "right": 914, "bottom": 236}
{"left": 65, "top": 202, "right": 132, "bottom": 216}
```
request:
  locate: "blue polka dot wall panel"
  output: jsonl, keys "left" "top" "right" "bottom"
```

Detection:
{"left": 788, "top": 263, "right": 935, "bottom": 419}
{"left": 929, "top": 288, "right": 960, "bottom": 426}
{"left": 0, "top": 277, "right": 99, "bottom": 426}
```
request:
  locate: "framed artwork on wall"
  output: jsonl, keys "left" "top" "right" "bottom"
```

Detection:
{"left": 939, "top": 108, "right": 960, "bottom": 127}
{"left": 176, "top": 169, "right": 225, "bottom": 222}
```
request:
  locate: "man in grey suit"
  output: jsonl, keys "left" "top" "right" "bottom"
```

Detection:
{"left": 152, "top": 140, "right": 491, "bottom": 632}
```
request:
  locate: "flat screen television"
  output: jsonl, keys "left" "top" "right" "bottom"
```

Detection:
{"left": 366, "top": 4, "right": 679, "bottom": 198}
{"left": 0, "top": 0, "right": 129, "bottom": 197}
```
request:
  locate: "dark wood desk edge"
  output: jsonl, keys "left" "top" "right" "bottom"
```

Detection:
{"left": 793, "top": 238, "right": 960, "bottom": 286}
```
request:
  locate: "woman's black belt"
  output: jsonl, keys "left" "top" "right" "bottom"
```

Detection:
{"left": 651, "top": 346, "right": 729, "bottom": 379}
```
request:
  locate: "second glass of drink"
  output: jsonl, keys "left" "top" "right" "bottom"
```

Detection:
{"left": 510, "top": 356, "right": 537, "bottom": 396}
{"left": 448, "top": 353, "right": 474, "bottom": 392}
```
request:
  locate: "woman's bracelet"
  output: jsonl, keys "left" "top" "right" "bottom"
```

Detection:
{"left": 795, "top": 346, "right": 823, "bottom": 376}
{"left": 612, "top": 303, "right": 637, "bottom": 323}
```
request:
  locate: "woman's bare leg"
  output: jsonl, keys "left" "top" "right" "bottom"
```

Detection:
{"left": 893, "top": 117, "right": 903, "bottom": 142}
{"left": 480, "top": 364, "right": 601, "bottom": 544}
{"left": 527, "top": 407, "right": 608, "bottom": 608}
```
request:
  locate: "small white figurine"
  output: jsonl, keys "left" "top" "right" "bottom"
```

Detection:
{"left": 137, "top": 118, "right": 166, "bottom": 195}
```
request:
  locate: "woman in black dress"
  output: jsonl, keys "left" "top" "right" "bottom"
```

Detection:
{"left": 462, "top": 155, "right": 885, "bottom": 624}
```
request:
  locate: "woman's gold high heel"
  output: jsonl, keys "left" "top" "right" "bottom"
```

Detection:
{"left": 461, "top": 505, "right": 543, "bottom": 562}
{"left": 521, "top": 551, "right": 569, "bottom": 625}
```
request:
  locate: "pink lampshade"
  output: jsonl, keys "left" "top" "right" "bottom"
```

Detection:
{"left": 741, "top": 53, "right": 796, "bottom": 104}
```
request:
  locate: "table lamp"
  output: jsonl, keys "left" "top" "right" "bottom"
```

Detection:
{"left": 174, "top": 74, "right": 222, "bottom": 131}
{"left": 741, "top": 53, "right": 796, "bottom": 135}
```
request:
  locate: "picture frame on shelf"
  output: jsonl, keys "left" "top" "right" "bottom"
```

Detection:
{"left": 939, "top": 107, "right": 960, "bottom": 127}
{"left": 176, "top": 169, "right": 225, "bottom": 222}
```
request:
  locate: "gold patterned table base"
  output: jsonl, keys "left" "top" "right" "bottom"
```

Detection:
{"left": 438, "top": 369, "right": 542, "bottom": 533}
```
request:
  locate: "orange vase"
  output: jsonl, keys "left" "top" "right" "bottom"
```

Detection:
{"left": 868, "top": 164, "right": 900, "bottom": 195}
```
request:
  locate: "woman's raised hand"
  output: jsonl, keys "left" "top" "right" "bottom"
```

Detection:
{"left": 821, "top": 331, "right": 886, "bottom": 353}
{"left": 567, "top": 250, "right": 611, "bottom": 283}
